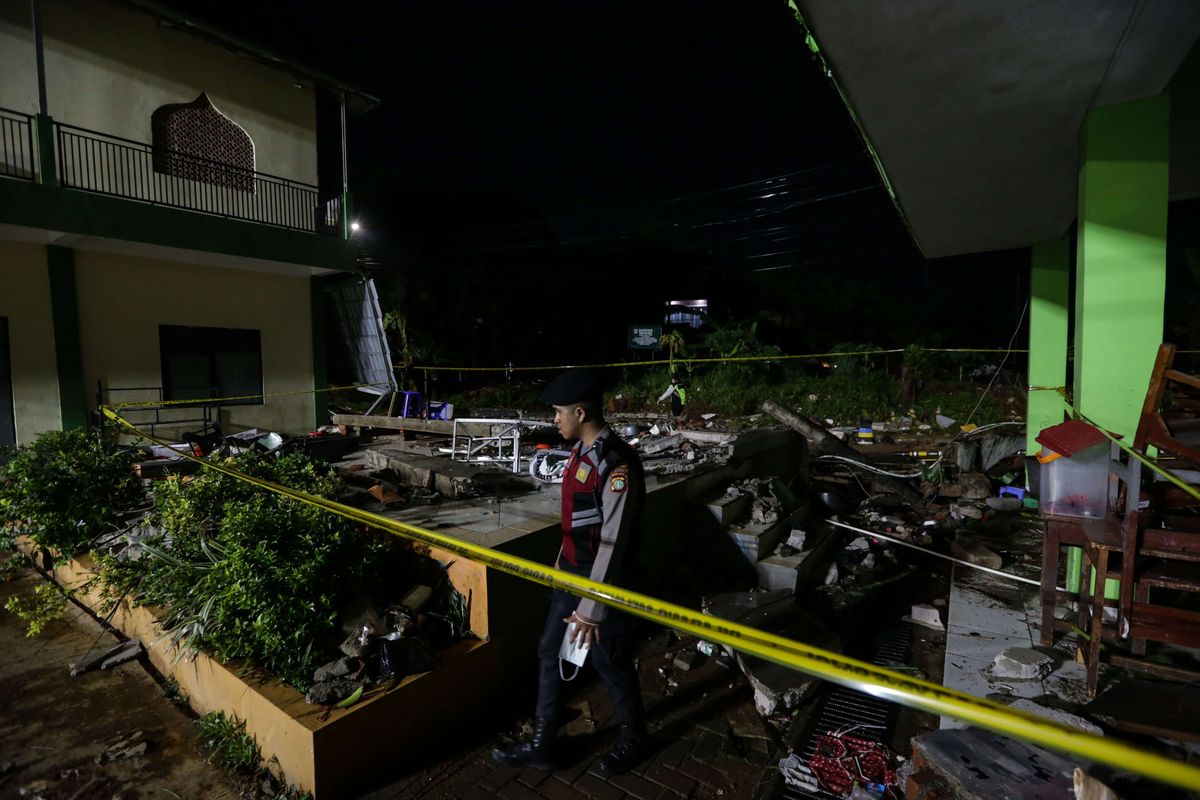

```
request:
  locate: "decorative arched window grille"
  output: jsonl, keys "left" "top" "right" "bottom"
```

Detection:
{"left": 151, "top": 93, "right": 255, "bottom": 192}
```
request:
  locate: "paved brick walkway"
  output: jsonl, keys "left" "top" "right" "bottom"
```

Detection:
{"left": 364, "top": 632, "right": 783, "bottom": 800}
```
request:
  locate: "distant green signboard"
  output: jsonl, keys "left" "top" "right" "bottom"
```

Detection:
{"left": 627, "top": 325, "right": 661, "bottom": 350}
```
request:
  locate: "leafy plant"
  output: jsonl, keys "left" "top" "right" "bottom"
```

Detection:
{"left": 660, "top": 330, "right": 688, "bottom": 378}
{"left": 109, "top": 453, "right": 359, "bottom": 688}
{"left": 4, "top": 582, "right": 68, "bottom": 637}
{"left": 196, "top": 711, "right": 261, "bottom": 773}
{"left": 0, "top": 428, "right": 144, "bottom": 557}
{"left": 195, "top": 711, "right": 314, "bottom": 799}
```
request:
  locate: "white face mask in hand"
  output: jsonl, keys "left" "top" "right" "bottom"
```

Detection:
{"left": 559, "top": 621, "right": 590, "bottom": 680}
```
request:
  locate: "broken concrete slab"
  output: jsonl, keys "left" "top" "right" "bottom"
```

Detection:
{"left": 641, "top": 433, "right": 684, "bottom": 455}
{"left": 911, "top": 728, "right": 1077, "bottom": 799}
{"left": 95, "top": 731, "right": 148, "bottom": 765}
{"left": 681, "top": 429, "right": 736, "bottom": 445}
{"left": 990, "top": 647, "right": 1053, "bottom": 680}
{"left": 951, "top": 537, "right": 1002, "bottom": 569}
{"left": 1006, "top": 699, "right": 1103, "bottom": 735}
{"left": 69, "top": 640, "right": 143, "bottom": 677}
{"left": 703, "top": 590, "right": 840, "bottom": 717}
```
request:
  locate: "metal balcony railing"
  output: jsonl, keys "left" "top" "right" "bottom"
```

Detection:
{"left": 0, "top": 107, "right": 36, "bottom": 182}
{"left": 55, "top": 122, "right": 337, "bottom": 235}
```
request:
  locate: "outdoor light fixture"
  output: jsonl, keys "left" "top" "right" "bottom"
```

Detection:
{"left": 350, "top": 221, "right": 361, "bottom": 232}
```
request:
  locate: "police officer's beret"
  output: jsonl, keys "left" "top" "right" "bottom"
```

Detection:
{"left": 542, "top": 367, "right": 606, "bottom": 406}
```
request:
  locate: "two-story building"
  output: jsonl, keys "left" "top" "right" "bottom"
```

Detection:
{"left": 0, "top": 0, "right": 378, "bottom": 445}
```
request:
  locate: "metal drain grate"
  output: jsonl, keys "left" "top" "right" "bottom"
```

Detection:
{"left": 780, "top": 624, "right": 910, "bottom": 799}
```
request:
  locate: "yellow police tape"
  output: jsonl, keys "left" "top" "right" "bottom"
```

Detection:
{"left": 401, "top": 346, "right": 1029, "bottom": 373}
{"left": 100, "top": 406, "right": 1200, "bottom": 791}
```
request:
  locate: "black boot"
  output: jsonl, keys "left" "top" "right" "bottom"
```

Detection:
{"left": 490, "top": 717, "right": 556, "bottom": 770}
{"left": 596, "top": 722, "right": 650, "bottom": 776}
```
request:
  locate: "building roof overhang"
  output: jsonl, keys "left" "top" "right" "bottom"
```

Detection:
{"left": 793, "top": 1, "right": 1200, "bottom": 258}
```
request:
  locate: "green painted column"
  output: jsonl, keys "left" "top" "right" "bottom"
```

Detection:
{"left": 1074, "top": 94, "right": 1169, "bottom": 438}
{"left": 1026, "top": 238, "right": 1070, "bottom": 460}
{"left": 46, "top": 245, "right": 87, "bottom": 429}
{"left": 34, "top": 114, "right": 58, "bottom": 187}
{"left": 311, "top": 276, "right": 328, "bottom": 427}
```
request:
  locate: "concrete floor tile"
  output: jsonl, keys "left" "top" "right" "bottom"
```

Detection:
{"left": 945, "top": 631, "right": 1030, "bottom": 662}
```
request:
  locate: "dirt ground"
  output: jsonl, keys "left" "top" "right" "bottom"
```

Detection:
{"left": 0, "top": 567, "right": 241, "bottom": 800}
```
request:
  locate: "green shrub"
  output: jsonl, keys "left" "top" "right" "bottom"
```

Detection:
{"left": 4, "top": 582, "right": 68, "bottom": 637}
{"left": 103, "top": 453, "right": 366, "bottom": 688}
{"left": 0, "top": 428, "right": 143, "bottom": 557}
{"left": 100, "top": 452, "right": 440, "bottom": 690}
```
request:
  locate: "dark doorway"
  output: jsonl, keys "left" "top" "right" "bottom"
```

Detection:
{"left": 0, "top": 317, "right": 15, "bottom": 446}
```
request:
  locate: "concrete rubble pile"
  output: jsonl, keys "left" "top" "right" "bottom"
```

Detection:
{"left": 305, "top": 585, "right": 444, "bottom": 706}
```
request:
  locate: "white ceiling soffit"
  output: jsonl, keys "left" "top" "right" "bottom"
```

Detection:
{"left": 796, "top": 1, "right": 1200, "bottom": 258}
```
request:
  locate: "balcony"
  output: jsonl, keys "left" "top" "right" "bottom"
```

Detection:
{"left": 0, "top": 107, "right": 343, "bottom": 237}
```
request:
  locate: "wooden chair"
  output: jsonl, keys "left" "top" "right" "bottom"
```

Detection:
{"left": 1040, "top": 344, "right": 1200, "bottom": 696}
{"left": 1115, "top": 344, "right": 1200, "bottom": 672}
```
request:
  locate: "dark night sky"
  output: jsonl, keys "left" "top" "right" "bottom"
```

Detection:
{"left": 155, "top": 1, "right": 1025, "bottom": 365}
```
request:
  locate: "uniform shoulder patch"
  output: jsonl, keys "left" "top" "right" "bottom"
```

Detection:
{"left": 609, "top": 465, "right": 628, "bottom": 493}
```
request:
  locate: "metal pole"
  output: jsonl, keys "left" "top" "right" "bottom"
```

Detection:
{"left": 31, "top": 0, "right": 47, "bottom": 116}
{"left": 339, "top": 92, "right": 349, "bottom": 196}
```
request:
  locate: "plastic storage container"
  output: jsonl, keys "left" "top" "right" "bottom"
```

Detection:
{"left": 1039, "top": 441, "right": 1109, "bottom": 518}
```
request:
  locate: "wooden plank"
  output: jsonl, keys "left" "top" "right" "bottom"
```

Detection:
{"left": 1128, "top": 602, "right": 1200, "bottom": 647}
{"left": 332, "top": 413, "right": 456, "bottom": 435}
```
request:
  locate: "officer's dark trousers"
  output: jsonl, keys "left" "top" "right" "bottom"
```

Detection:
{"left": 535, "top": 590, "right": 644, "bottom": 726}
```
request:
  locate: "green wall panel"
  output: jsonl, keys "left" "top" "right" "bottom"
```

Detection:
{"left": 1074, "top": 94, "right": 1169, "bottom": 438}
{"left": 1027, "top": 239, "right": 1070, "bottom": 459}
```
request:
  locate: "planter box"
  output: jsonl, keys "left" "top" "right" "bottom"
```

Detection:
{"left": 22, "top": 539, "right": 498, "bottom": 797}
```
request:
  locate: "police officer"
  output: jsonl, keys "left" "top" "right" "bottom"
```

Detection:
{"left": 491, "top": 368, "right": 649, "bottom": 775}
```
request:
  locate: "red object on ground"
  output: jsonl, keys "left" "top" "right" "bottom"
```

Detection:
{"left": 1035, "top": 419, "right": 1107, "bottom": 457}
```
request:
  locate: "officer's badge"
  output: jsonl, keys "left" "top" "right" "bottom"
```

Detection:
{"left": 609, "top": 467, "right": 628, "bottom": 493}
{"left": 574, "top": 462, "right": 592, "bottom": 483}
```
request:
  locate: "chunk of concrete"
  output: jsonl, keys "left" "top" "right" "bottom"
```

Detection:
{"left": 756, "top": 553, "right": 804, "bottom": 592}
{"left": 985, "top": 496, "right": 1023, "bottom": 512}
{"left": 672, "top": 648, "right": 706, "bottom": 672}
{"left": 707, "top": 490, "right": 751, "bottom": 526}
{"left": 313, "top": 656, "right": 356, "bottom": 683}
{"left": 991, "top": 647, "right": 1053, "bottom": 680}
{"left": 951, "top": 538, "right": 1002, "bottom": 569}
{"left": 786, "top": 529, "right": 806, "bottom": 550}
{"left": 907, "top": 603, "right": 945, "bottom": 631}
{"left": 951, "top": 503, "right": 984, "bottom": 520}
{"left": 642, "top": 433, "right": 684, "bottom": 455}
{"left": 959, "top": 472, "right": 992, "bottom": 500}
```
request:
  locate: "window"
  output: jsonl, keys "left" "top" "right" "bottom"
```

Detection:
{"left": 160, "top": 325, "right": 262, "bottom": 405}
{"left": 664, "top": 299, "right": 708, "bottom": 329}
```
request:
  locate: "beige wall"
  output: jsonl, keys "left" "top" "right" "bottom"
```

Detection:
{"left": 0, "top": 0, "right": 317, "bottom": 185}
{"left": 73, "top": 251, "right": 315, "bottom": 435}
{"left": 0, "top": 241, "right": 61, "bottom": 444}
